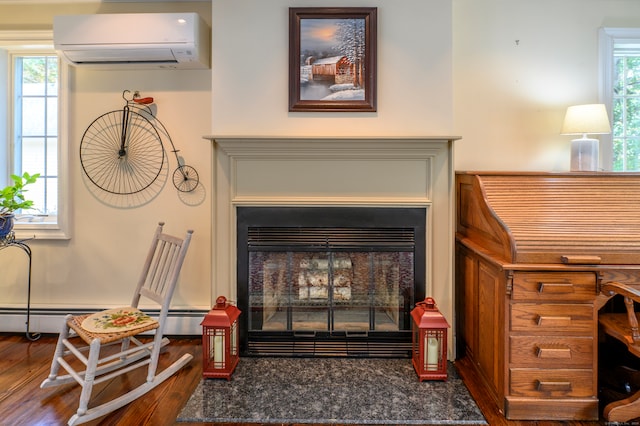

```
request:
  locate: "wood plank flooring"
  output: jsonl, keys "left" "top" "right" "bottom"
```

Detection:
{"left": 0, "top": 333, "right": 605, "bottom": 425}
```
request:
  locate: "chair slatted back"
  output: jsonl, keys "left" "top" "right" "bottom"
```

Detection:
{"left": 131, "top": 222, "right": 193, "bottom": 315}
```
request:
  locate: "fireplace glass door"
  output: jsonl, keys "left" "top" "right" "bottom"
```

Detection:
{"left": 249, "top": 250, "right": 413, "bottom": 334}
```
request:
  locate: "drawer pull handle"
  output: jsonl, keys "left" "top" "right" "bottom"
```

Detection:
{"left": 536, "top": 380, "right": 572, "bottom": 392}
{"left": 538, "top": 282, "right": 575, "bottom": 294}
{"left": 536, "top": 345, "right": 572, "bottom": 359}
{"left": 536, "top": 315, "right": 572, "bottom": 327}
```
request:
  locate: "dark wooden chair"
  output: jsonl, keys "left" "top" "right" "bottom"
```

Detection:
{"left": 599, "top": 281, "right": 640, "bottom": 422}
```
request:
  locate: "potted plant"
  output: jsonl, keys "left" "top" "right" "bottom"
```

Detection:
{"left": 0, "top": 172, "right": 40, "bottom": 239}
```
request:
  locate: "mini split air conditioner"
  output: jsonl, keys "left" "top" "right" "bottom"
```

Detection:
{"left": 53, "top": 13, "right": 210, "bottom": 69}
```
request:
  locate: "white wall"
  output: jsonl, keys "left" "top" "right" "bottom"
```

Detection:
{"left": 212, "top": 0, "right": 640, "bottom": 171}
{"left": 2, "top": 0, "right": 640, "bottom": 335}
{"left": 57, "top": 70, "right": 212, "bottom": 311}
{"left": 211, "top": 0, "right": 454, "bottom": 137}
{"left": 0, "top": 2, "right": 213, "bottom": 334}
{"left": 453, "top": 0, "right": 640, "bottom": 171}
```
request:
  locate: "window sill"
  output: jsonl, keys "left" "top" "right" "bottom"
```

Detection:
{"left": 14, "top": 218, "right": 70, "bottom": 240}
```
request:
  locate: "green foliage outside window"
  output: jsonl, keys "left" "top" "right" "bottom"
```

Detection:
{"left": 613, "top": 56, "right": 640, "bottom": 171}
{"left": 22, "top": 56, "right": 58, "bottom": 84}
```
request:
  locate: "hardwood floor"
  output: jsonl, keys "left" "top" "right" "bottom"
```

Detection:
{"left": 0, "top": 332, "right": 606, "bottom": 425}
{"left": 0, "top": 333, "right": 201, "bottom": 426}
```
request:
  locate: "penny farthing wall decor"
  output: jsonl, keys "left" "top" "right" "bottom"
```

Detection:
{"left": 80, "top": 90, "right": 200, "bottom": 195}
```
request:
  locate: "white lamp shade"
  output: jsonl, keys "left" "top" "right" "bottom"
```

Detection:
{"left": 561, "top": 104, "right": 611, "bottom": 135}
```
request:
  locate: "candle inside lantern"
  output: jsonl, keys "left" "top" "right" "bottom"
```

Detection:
{"left": 427, "top": 336, "right": 439, "bottom": 370}
{"left": 214, "top": 334, "right": 223, "bottom": 365}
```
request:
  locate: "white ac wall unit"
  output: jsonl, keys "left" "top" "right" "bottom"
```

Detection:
{"left": 53, "top": 13, "right": 210, "bottom": 69}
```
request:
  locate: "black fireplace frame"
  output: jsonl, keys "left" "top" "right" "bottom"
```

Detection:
{"left": 236, "top": 206, "right": 426, "bottom": 357}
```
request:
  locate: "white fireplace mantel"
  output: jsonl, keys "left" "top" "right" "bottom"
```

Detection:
{"left": 204, "top": 135, "right": 460, "bottom": 354}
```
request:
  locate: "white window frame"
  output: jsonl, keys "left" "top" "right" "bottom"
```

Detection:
{"left": 0, "top": 30, "right": 70, "bottom": 240}
{"left": 599, "top": 27, "right": 640, "bottom": 172}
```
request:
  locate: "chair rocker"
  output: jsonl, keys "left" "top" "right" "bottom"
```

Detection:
{"left": 40, "top": 222, "right": 194, "bottom": 425}
{"left": 599, "top": 281, "right": 640, "bottom": 422}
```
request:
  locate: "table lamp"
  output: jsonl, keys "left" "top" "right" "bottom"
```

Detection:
{"left": 561, "top": 104, "right": 611, "bottom": 171}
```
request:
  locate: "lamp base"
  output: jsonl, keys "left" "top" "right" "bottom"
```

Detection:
{"left": 570, "top": 137, "right": 599, "bottom": 172}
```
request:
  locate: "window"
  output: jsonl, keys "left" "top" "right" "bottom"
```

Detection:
{"left": 0, "top": 31, "right": 70, "bottom": 239}
{"left": 15, "top": 56, "right": 58, "bottom": 217}
{"left": 600, "top": 28, "right": 640, "bottom": 171}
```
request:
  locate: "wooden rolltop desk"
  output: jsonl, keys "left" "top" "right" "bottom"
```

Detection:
{"left": 455, "top": 171, "right": 640, "bottom": 420}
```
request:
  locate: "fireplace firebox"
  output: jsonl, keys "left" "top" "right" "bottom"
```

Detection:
{"left": 237, "top": 207, "right": 426, "bottom": 357}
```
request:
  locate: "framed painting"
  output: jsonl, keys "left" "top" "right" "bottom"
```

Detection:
{"left": 289, "top": 7, "right": 377, "bottom": 112}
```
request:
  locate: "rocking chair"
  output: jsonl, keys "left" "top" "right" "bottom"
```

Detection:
{"left": 599, "top": 281, "right": 640, "bottom": 422}
{"left": 40, "top": 222, "right": 193, "bottom": 425}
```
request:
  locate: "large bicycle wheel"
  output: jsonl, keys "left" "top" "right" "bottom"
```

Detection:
{"left": 80, "top": 109, "right": 165, "bottom": 194}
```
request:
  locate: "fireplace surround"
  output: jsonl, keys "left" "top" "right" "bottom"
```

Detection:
{"left": 206, "top": 136, "right": 459, "bottom": 357}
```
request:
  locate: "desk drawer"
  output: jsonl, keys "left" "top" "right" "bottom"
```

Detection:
{"left": 510, "top": 368, "right": 594, "bottom": 397}
{"left": 510, "top": 336, "right": 593, "bottom": 367}
{"left": 512, "top": 272, "right": 596, "bottom": 301}
{"left": 511, "top": 303, "right": 594, "bottom": 333}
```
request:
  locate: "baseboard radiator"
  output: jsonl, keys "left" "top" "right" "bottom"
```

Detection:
{"left": 0, "top": 308, "right": 208, "bottom": 335}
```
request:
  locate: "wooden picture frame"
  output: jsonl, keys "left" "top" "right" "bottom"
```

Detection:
{"left": 289, "top": 7, "right": 377, "bottom": 112}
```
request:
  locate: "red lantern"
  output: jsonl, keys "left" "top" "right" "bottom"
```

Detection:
{"left": 411, "top": 297, "right": 450, "bottom": 381}
{"left": 201, "top": 296, "right": 241, "bottom": 380}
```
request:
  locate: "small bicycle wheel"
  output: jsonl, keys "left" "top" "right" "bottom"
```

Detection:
{"left": 80, "top": 109, "right": 165, "bottom": 194}
{"left": 172, "top": 165, "right": 199, "bottom": 192}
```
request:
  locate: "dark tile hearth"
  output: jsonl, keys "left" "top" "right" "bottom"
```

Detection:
{"left": 177, "top": 357, "right": 487, "bottom": 425}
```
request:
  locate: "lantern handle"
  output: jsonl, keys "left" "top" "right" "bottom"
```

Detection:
{"left": 215, "top": 295, "right": 227, "bottom": 308}
{"left": 417, "top": 297, "right": 437, "bottom": 309}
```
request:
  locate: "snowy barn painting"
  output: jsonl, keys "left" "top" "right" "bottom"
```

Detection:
{"left": 289, "top": 7, "right": 377, "bottom": 112}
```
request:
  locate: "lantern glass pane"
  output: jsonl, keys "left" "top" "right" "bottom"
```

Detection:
{"left": 231, "top": 321, "right": 238, "bottom": 356}
{"left": 424, "top": 330, "right": 443, "bottom": 371}
{"left": 208, "top": 328, "right": 226, "bottom": 368}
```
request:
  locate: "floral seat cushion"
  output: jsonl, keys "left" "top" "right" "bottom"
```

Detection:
{"left": 81, "top": 307, "right": 158, "bottom": 333}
